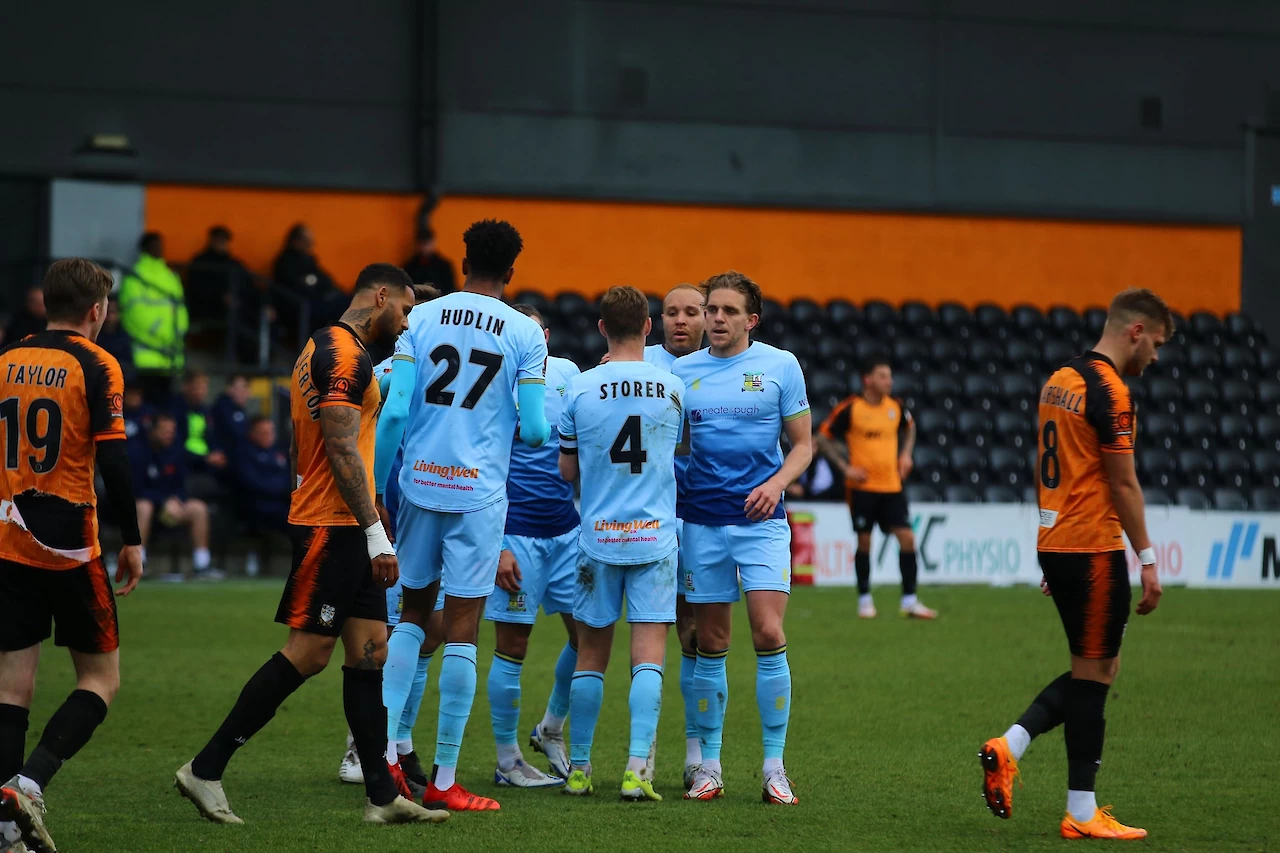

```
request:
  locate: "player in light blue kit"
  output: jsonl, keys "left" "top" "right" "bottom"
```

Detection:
{"left": 556, "top": 286, "right": 685, "bottom": 802}
{"left": 338, "top": 284, "right": 442, "bottom": 797}
{"left": 484, "top": 304, "right": 580, "bottom": 789}
{"left": 642, "top": 283, "right": 707, "bottom": 787}
{"left": 672, "top": 272, "right": 812, "bottom": 805}
{"left": 374, "top": 220, "right": 550, "bottom": 812}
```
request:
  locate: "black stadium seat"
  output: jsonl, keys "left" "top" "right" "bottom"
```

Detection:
{"left": 994, "top": 411, "right": 1035, "bottom": 449}
{"left": 1223, "top": 345, "right": 1257, "bottom": 378}
{"left": 1083, "top": 307, "right": 1108, "bottom": 336}
{"left": 925, "top": 374, "right": 963, "bottom": 410}
{"left": 1179, "top": 413, "right": 1215, "bottom": 451}
{"left": 937, "top": 302, "right": 973, "bottom": 337}
{"left": 916, "top": 409, "right": 955, "bottom": 447}
{"left": 950, "top": 446, "right": 988, "bottom": 486}
{"left": 827, "top": 299, "right": 860, "bottom": 332}
{"left": 513, "top": 290, "right": 552, "bottom": 316}
{"left": 1184, "top": 377, "right": 1220, "bottom": 416}
{"left": 1146, "top": 377, "right": 1181, "bottom": 415}
{"left": 1047, "top": 306, "right": 1083, "bottom": 335}
{"left": 863, "top": 300, "right": 897, "bottom": 327}
{"left": 983, "top": 485, "right": 1019, "bottom": 503}
{"left": 945, "top": 484, "right": 982, "bottom": 503}
{"left": 854, "top": 338, "right": 889, "bottom": 365}
{"left": 906, "top": 484, "right": 942, "bottom": 503}
{"left": 1139, "top": 447, "right": 1178, "bottom": 489}
{"left": 1011, "top": 305, "right": 1045, "bottom": 338}
{"left": 1215, "top": 450, "right": 1251, "bottom": 489}
{"left": 1252, "top": 487, "right": 1280, "bottom": 511}
{"left": 901, "top": 301, "right": 935, "bottom": 329}
{"left": 1252, "top": 451, "right": 1280, "bottom": 488}
{"left": 1006, "top": 340, "right": 1041, "bottom": 374}
{"left": 975, "top": 304, "right": 1010, "bottom": 337}
{"left": 1221, "top": 379, "right": 1255, "bottom": 415}
{"left": 956, "top": 410, "right": 993, "bottom": 447}
{"left": 1176, "top": 487, "right": 1211, "bottom": 510}
{"left": 1259, "top": 380, "right": 1280, "bottom": 416}
{"left": 1143, "top": 412, "right": 1179, "bottom": 450}
{"left": 1043, "top": 340, "right": 1076, "bottom": 368}
{"left": 1213, "top": 487, "right": 1249, "bottom": 511}
{"left": 1144, "top": 487, "right": 1172, "bottom": 506}
{"left": 891, "top": 371, "right": 922, "bottom": 399}
{"left": 810, "top": 371, "right": 846, "bottom": 409}
{"left": 1219, "top": 413, "right": 1253, "bottom": 451}
{"left": 914, "top": 446, "right": 950, "bottom": 486}
{"left": 989, "top": 446, "right": 1026, "bottom": 487}
{"left": 790, "top": 298, "right": 822, "bottom": 326}
{"left": 1178, "top": 448, "right": 1213, "bottom": 489}
{"left": 930, "top": 338, "right": 968, "bottom": 373}
{"left": 1258, "top": 416, "right": 1280, "bottom": 452}
{"left": 969, "top": 339, "right": 1005, "bottom": 373}
{"left": 893, "top": 338, "right": 929, "bottom": 373}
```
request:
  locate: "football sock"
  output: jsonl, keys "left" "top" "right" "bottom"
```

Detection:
{"left": 859, "top": 592, "right": 874, "bottom": 609}
{"left": 543, "top": 640, "right": 577, "bottom": 732}
{"left": 626, "top": 755, "right": 646, "bottom": 774}
{"left": 703, "top": 758, "right": 723, "bottom": 775}
{"left": 680, "top": 650, "right": 699, "bottom": 743}
{"left": 900, "top": 550, "right": 918, "bottom": 597}
{"left": 693, "top": 649, "right": 729, "bottom": 763}
{"left": 628, "top": 664, "right": 663, "bottom": 763}
{"left": 1068, "top": 790, "right": 1099, "bottom": 823}
{"left": 497, "top": 743, "right": 522, "bottom": 769}
{"left": 901, "top": 593, "right": 918, "bottom": 609}
{"left": 0, "top": 704, "right": 29, "bottom": 782}
{"left": 488, "top": 653, "right": 524, "bottom": 762}
{"left": 1064, "top": 678, "right": 1109, "bottom": 821}
{"left": 1012, "top": 670, "right": 1072, "bottom": 759}
{"left": 383, "top": 622, "right": 426, "bottom": 760}
{"left": 568, "top": 671, "right": 605, "bottom": 767}
{"left": 855, "top": 552, "right": 871, "bottom": 595}
{"left": 433, "top": 643, "right": 478, "bottom": 782}
{"left": 192, "top": 652, "right": 304, "bottom": 781}
{"left": 763, "top": 757, "right": 784, "bottom": 776}
{"left": 342, "top": 666, "right": 398, "bottom": 807}
{"left": 755, "top": 647, "right": 790, "bottom": 763}
{"left": 193, "top": 547, "right": 211, "bottom": 570}
{"left": 19, "top": 689, "right": 107, "bottom": 792}
{"left": 396, "top": 739, "right": 414, "bottom": 757}
{"left": 395, "top": 652, "right": 432, "bottom": 744}
{"left": 1003, "top": 725, "right": 1032, "bottom": 761}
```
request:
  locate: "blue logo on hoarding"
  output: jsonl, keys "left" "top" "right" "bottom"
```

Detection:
{"left": 1207, "top": 521, "right": 1259, "bottom": 580}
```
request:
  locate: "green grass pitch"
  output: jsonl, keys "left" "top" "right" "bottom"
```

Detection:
{"left": 16, "top": 582, "right": 1277, "bottom": 852}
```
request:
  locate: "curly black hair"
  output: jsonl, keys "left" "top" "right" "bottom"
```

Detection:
{"left": 463, "top": 219, "right": 523, "bottom": 280}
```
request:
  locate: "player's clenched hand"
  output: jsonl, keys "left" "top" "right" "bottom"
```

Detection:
{"left": 372, "top": 553, "right": 399, "bottom": 590}
{"left": 495, "top": 549, "right": 522, "bottom": 594}
{"left": 1136, "top": 563, "right": 1162, "bottom": 615}
{"left": 898, "top": 455, "right": 913, "bottom": 480}
{"left": 1039, "top": 575, "right": 1051, "bottom": 596}
{"left": 115, "top": 544, "right": 144, "bottom": 597}
{"left": 745, "top": 479, "right": 783, "bottom": 521}
{"left": 375, "top": 496, "right": 395, "bottom": 544}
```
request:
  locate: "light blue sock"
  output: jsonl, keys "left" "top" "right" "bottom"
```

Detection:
{"left": 680, "top": 651, "right": 698, "bottom": 740}
{"left": 629, "top": 664, "right": 664, "bottom": 760}
{"left": 396, "top": 652, "right": 432, "bottom": 742}
{"left": 487, "top": 653, "right": 523, "bottom": 748}
{"left": 434, "top": 643, "right": 478, "bottom": 771}
{"left": 693, "top": 651, "right": 729, "bottom": 761}
{"left": 384, "top": 623, "right": 427, "bottom": 744}
{"left": 546, "top": 641, "right": 578, "bottom": 722}
{"left": 756, "top": 648, "right": 791, "bottom": 761}
{"left": 568, "top": 671, "right": 604, "bottom": 767}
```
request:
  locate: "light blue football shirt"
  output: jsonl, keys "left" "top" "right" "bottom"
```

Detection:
{"left": 644, "top": 344, "right": 695, "bottom": 514}
{"left": 672, "top": 341, "right": 810, "bottom": 526}
{"left": 394, "top": 291, "right": 547, "bottom": 512}
{"left": 506, "top": 355, "right": 580, "bottom": 538}
{"left": 559, "top": 360, "right": 685, "bottom": 565}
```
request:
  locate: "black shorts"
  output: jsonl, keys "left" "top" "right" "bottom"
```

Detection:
{"left": 275, "top": 526, "right": 387, "bottom": 637}
{"left": 0, "top": 557, "right": 119, "bottom": 653}
{"left": 849, "top": 490, "right": 910, "bottom": 534}
{"left": 1039, "top": 550, "right": 1131, "bottom": 660}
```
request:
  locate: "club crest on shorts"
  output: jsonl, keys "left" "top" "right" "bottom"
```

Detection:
{"left": 319, "top": 604, "right": 336, "bottom": 627}
{"left": 506, "top": 591, "right": 527, "bottom": 612}
{"left": 742, "top": 372, "right": 765, "bottom": 392}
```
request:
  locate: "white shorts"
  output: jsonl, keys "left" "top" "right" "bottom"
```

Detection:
{"left": 484, "top": 528, "right": 578, "bottom": 625}
{"left": 395, "top": 498, "right": 508, "bottom": 599}
{"left": 681, "top": 519, "right": 791, "bottom": 604}
{"left": 573, "top": 547, "right": 678, "bottom": 629}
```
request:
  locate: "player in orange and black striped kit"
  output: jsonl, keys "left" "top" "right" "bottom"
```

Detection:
{"left": 175, "top": 264, "right": 449, "bottom": 827}
{"left": 979, "top": 289, "right": 1170, "bottom": 841}
{"left": 0, "top": 259, "right": 145, "bottom": 853}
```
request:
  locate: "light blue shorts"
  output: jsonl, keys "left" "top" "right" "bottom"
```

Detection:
{"left": 484, "top": 528, "right": 579, "bottom": 625}
{"left": 681, "top": 518, "right": 792, "bottom": 603}
{"left": 676, "top": 518, "right": 695, "bottom": 598}
{"left": 573, "top": 547, "right": 678, "bottom": 629}
{"left": 385, "top": 578, "right": 446, "bottom": 627}
{"left": 395, "top": 498, "right": 508, "bottom": 599}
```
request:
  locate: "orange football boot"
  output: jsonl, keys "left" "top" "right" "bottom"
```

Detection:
{"left": 979, "top": 736, "right": 1020, "bottom": 819}
{"left": 1061, "top": 806, "right": 1147, "bottom": 840}
{"left": 424, "top": 781, "right": 500, "bottom": 812}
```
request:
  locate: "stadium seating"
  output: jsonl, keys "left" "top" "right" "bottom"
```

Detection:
{"left": 536, "top": 294, "right": 1274, "bottom": 508}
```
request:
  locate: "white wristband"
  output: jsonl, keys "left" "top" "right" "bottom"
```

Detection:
{"left": 364, "top": 522, "right": 395, "bottom": 560}
{"left": 1137, "top": 547, "right": 1156, "bottom": 566}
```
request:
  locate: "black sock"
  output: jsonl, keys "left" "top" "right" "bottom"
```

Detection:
{"left": 1016, "top": 672, "right": 1072, "bottom": 739}
{"left": 192, "top": 652, "right": 305, "bottom": 781}
{"left": 19, "top": 690, "right": 108, "bottom": 791}
{"left": 855, "top": 552, "right": 871, "bottom": 595}
{"left": 343, "top": 666, "right": 399, "bottom": 807}
{"left": 1064, "top": 678, "right": 1110, "bottom": 792}
{"left": 0, "top": 704, "right": 30, "bottom": 782}
{"left": 900, "top": 550, "right": 918, "bottom": 596}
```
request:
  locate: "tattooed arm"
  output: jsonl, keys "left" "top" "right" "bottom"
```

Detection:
{"left": 318, "top": 404, "right": 379, "bottom": 528}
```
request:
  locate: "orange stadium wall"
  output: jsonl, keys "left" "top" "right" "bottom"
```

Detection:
{"left": 146, "top": 185, "right": 1242, "bottom": 315}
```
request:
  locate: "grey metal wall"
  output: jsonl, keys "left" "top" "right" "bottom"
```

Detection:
{"left": 3, "top": 0, "right": 1278, "bottom": 221}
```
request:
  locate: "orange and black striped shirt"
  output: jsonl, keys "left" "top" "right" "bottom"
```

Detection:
{"left": 289, "top": 323, "right": 379, "bottom": 527}
{"left": 0, "top": 330, "right": 126, "bottom": 569}
{"left": 819, "top": 394, "right": 912, "bottom": 494}
{"left": 1037, "top": 351, "right": 1135, "bottom": 553}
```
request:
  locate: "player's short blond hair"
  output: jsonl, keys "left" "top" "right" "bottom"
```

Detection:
{"left": 1106, "top": 288, "right": 1174, "bottom": 336}
{"left": 701, "top": 270, "right": 763, "bottom": 318}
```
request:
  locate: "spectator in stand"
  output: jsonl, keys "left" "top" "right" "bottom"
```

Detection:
{"left": 129, "top": 412, "right": 221, "bottom": 580}
{"left": 2, "top": 284, "right": 46, "bottom": 345}
{"left": 401, "top": 227, "right": 457, "bottom": 294}
{"left": 211, "top": 373, "right": 252, "bottom": 466}
{"left": 121, "top": 232, "right": 189, "bottom": 402}
{"left": 786, "top": 454, "right": 838, "bottom": 500}
{"left": 235, "top": 415, "right": 291, "bottom": 532}
{"left": 96, "top": 296, "right": 137, "bottom": 383}
{"left": 272, "top": 223, "right": 344, "bottom": 334}
{"left": 171, "top": 369, "right": 227, "bottom": 475}
{"left": 122, "top": 383, "right": 156, "bottom": 441}
{"left": 188, "top": 226, "right": 272, "bottom": 357}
